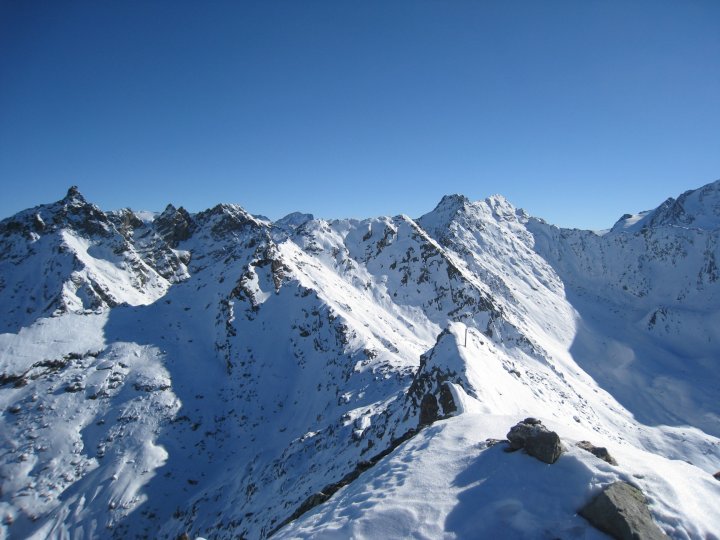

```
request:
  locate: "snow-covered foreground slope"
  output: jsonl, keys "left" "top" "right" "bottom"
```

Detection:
{"left": 279, "top": 325, "right": 720, "bottom": 539}
{"left": 1, "top": 182, "right": 719, "bottom": 539}
{"left": 279, "top": 413, "right": 719, "bottom": 540}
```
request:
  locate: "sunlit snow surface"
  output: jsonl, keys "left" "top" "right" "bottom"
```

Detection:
{"left": 1, "top": 182, "right": 720, "bottom": 539}
{"left": 279, "top": 413, "right": 719, "bottom": 540}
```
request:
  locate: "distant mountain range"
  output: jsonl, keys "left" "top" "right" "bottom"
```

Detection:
{"left": 1, "top": 180, "right": 719, "bottom": 539}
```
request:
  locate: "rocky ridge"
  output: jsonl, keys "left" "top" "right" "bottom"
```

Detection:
{"left": 0, "top": 180, "right": 719, "bottom": 539}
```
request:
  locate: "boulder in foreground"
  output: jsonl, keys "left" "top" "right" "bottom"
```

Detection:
{"left": 506, "top": 418, "right": 564, "bottom": 464}
{"left": 579, "top": 481, "right": 668, "bottom": 540}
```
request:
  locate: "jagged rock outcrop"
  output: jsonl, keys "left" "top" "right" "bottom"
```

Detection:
{"left": 154, "top": 204, "right": 195, "bottom": 247}
{"left": 405, "top": 329, "right": 468, "bottom": 427}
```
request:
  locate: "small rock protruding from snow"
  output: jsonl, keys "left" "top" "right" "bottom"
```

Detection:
{"left": 482, "top": 438, "right": 508, "bottom": 448}
{"left": 577, "top": 440, "right": 618, "bottom": 466}
{"left": 7, "top": 404, "right": 22, "bottom": 414}
{"left": 506, "top": 418, "right": 564, "bottom": 464}
{"left": 579, "top": 481, "right": 669, "bottom": 540}
{"left": 713, "top": 471, "right": 720, "bottom": 481}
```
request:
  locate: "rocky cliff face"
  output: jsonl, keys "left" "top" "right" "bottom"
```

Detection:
{"left": 1, "top": 181, "right": 719, "bottom": 539}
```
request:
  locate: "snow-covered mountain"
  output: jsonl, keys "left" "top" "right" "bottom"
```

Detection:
{"left": 1, "top": 182, "right": 719, "bottom": 539}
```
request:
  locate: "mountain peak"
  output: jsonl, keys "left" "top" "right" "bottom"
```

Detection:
{"left": 160, "top": 203, "right": 178, "bottom": 215}
{"left": 63, "top": 185, "right": 86, "bottom": 204}
{"left": 275, "top": 212, "right": 314, "bottom": 230}
{"left": 193, "top": 203, "right": 265, "bottom": 240}
{"left": 484, "top": 193, "right": 511, "bottom": 206}
{"left": 436, "top": 194, "right": 470, "bottom": 211}
{"left": 416, "top": 194, "right": 470, "bottom": 239}
{"left": 484, "top": 193, "right": 518, "bottom": 214}
{"left": 610, "top": 178, "right": 720, "bottom": 234}
{"left": 155, "top": 204, "right": 194, "bottom": 247}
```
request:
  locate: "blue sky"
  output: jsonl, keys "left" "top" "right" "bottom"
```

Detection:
{"left": 1, "top": 1, "right": 719, "bottom": 229}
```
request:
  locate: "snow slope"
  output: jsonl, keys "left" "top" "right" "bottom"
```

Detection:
{"left": 527, "top": 181, "right": 720, "bottom": 437}
{"left": 1, "top": 181, "right": 719, "bottom": 539}
{"left": 279, "top": 413, "right": 719, "bottom": 540}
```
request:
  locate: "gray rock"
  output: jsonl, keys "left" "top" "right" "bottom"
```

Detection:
{"left": 64, "top": 381, "right": 85, "bottom": 393}
{"left": 506, "top": 419, "right": 564, "bottom": 464}
{"left": 577, "top": 440, "right": 618, "bottom": 465}
{"left": 296, "top": 492, "right": 330, "bottom": 515}
{"left": 438, "top": 383, "right": 457, "bottom": 416}
{"left": 579, "top": 481, "right": 668, "bottom": 540}
{"left": 155, "top": 204, "right": 194, "bottom": 247}
{"left": 419, "top": 393, "right": 439, "bottom": 426}
{"left": 483, "top": 438, "right": 507, "bottom": 448}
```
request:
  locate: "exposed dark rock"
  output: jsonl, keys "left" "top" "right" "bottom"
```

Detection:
{"left": 295, "top": 492, "right": 330, "bottom": 517}
{"left": 484, "top": 438, "right": 507, "bottom": 448}
{"left": 438, "top": 383, "right": 457, "bottom": 416}
{"left": 32, "top": 213, "right": 46, "bottom": 232}
{"left": 56, "top": 186, "right": 113, "bottom": 238}
{"left": 0, "top": 219, "right": 26, "bottom": 237}
{"left": 65, "top": 185, "right": 83, "bottom": 201}
{"left": 579, "top": 481, "right": 668, "bottom": 540}
{"left": 577, "top": 440, "right": 618, "bottom": 465}
{"left": 133, "top": 381, "right": 171, "bottom": 393}
{"left": 195, "top": 203, "right": 260, "bottom": 239}
{"left": 269, "top": 428, "right": 417, "bottom": 537}
{"left": 253, "top": 246, "right": 290, "bottom": 291}
{"left": 7, "top": 404, "right": 21, "bottom": 414}
{"left": 419, "top": 393, "right": 440, "bottom": 426}
{"left": 64, "top": 382, "right": 85, "bottom": 393}
{"left": 108, "top": 208, "right": 144, "bottom": 238}
{"left": 155, "top": 205, "right": 194, "bottom": 247}
{"left": 406, "top": 329, "right": 469, "bottom": 428}
{"left": 0, "top": 372, "right": 25, "bottom": 388}
{"left": 713, "top": 471, "right": 720, "bottom": 481}
{"left": 506, "top": 418, "right": 564, "bottom": 464}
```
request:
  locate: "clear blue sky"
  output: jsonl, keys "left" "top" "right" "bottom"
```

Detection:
{"left": 1, "top": 1, "right": 719, "bottom": 229}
